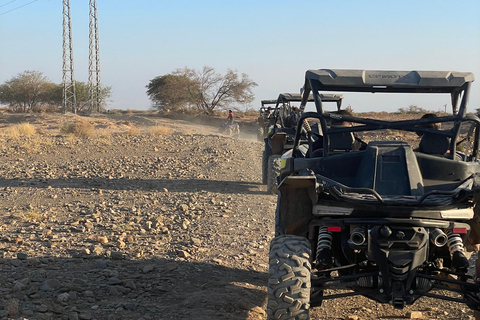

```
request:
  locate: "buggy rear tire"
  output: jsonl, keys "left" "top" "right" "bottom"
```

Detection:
{"left": 233, "top": 127, "right": 240, "bottom": 139}
{"left": 267, "top": 235, "right": 311, "bottom": 320}
{"left": 267, "top": 155, "right": 281, "bottom": 194}
{"left": 257, "top": 127, "right": 264, "bottom": 142}
{"left": 262, "top": 151, "right": 268, "bottom": 185}
{"left": 475, "top": 253, "right": 480, "bottom": 319}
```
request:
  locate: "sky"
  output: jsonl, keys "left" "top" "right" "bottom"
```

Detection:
{"left": 0, "top": 0, "right": 479, "bottom": 113}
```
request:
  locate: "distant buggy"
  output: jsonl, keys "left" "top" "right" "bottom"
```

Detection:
{"left": 262, "top": 93, "right": 343, "bottom": 194}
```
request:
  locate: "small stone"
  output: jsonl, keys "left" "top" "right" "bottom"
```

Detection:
{"left": 69, "top": 312, "right": 79, "bottom": 320}
{"left": 361, "top": 306, "right": 372, "bottom": 313}
{"left": 10, "top": 259, "right": 22, "bottom": 267}
{"left": 17, "top": 252, "right": 28, "bottom": 260}
{"left": 72, "top": 278, "right": 88, "bottom": 287}
{"left": 97, "top": 236, "right": 108, "bottom": 244}
{"left": 145, "top": 221, "right": 152, "bottom": 230}
{"left": 23, "top": 309, "right": 34, "bottom": 316}
{"left": 109, "top": 286, "right": 120, "bottom": 296}
{"left": 26, "top": 284, "right": 39, "bottom": 295}
{"left": 177, "top": 250, "right": 191, "bottom": 258}
{"left": 191, "top": 238, "right": 202, "bottom": 246}
{"left": 142, "top": 264, "right": 155, "bottom": 273}
{"left": 406, "top": 311, "right": 423, "bottom": 319}
{"left": 84, "top": 290, "right": 94, "bottom": 297}
{"left": 57, "top": 292, "right": 70, "bottom": 303}
{"left": 79, "top": 313, "right": 92, "bottom": 320}
{"left": 49, "top": 303, "right": 65, "bottom": 314}
{"left": 251, "top": 306, "right": 266, "bottom": 315}
{"left": 95, "top": 260, "right": 107, "bottom": 269}
{"left": 345, "top": 316, "right": 359, "bottom": 320}
{"left": 6, "top": 298, "right": 19, "bottom": 316}
{"left": 111, "top": 251, "right": 123, "bottom": 260}
{"left": 70, "top": 225, "right": 86, "bottom": 233}
{"left": 124, "top": 280, "right": 136, "bottom": 290}
{"left": 41, "top": 279, "right": 62, "bottom": 291}
{"left": 92, "top": 245, "right": 104, "bottom": 255}
{"left": 238, "top": 299, "right": 256, "bottom": 310}
{"left": 107, "top": 277, "right": 123, "bottom": 285}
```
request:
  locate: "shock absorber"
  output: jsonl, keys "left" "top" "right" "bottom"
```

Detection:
{"left": 316, "top": 226, "right": 333, "bottom": 268}
{"left": 446, "top": 230, "right": 469, "bottom": 271}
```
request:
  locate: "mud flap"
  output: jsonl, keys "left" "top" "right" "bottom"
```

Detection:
{"left": 278, "top": 176, "right": 317, "bottom": 236}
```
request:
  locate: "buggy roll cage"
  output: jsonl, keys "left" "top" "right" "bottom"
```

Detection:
{"left": 261, "top": 99, "right": 277, "bottom": 107}
{"left": 294, "top": 69, "right": 478, "bottom": 158}
{"left": 271, "top": 93, "right": 344, "bottom": 128}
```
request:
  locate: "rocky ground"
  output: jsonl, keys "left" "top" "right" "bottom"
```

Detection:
{"left": 0, "top": 111, "right": 477, "bottom": 320}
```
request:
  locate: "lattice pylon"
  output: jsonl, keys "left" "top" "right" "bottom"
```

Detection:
{"left": 62, "top": 0, "right": 76, "bottom": 114}
{"left": 88, "top": 0, "right": 101, "bottom": 112}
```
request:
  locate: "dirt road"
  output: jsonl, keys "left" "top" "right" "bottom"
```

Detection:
{"left": 0, "top": 112, "right": 476, "bottom": 319}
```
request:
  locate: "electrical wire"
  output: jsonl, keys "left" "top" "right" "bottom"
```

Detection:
{"left": 0, "top": 0, "right": 39, "bottom": 16}
{"left": 0, "top": 0, "right": 17, "bottom": 9}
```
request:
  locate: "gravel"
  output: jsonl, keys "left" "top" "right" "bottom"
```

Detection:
{"left": 0, "top": 113, "right": 477, "bottom": 319}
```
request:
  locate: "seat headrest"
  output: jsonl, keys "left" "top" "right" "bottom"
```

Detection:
{"left": 418, "top": 133, "right": 449, "bottom": 154}
{"left": 329, "top": 132, "right": 355, "bottom": 150}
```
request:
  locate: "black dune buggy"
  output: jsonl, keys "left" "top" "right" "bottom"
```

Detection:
{"left": 262, "top": 93, "right": 343, "bottom": 194}
{"left": 267, "top": 69, "right": 480, "bottom": 319}
{"left": 258, "top": 99, "right": 278, "bottom": 142}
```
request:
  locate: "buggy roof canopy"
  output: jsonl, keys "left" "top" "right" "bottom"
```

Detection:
{"left": 261, "top": 100, "right": 277, "bottom": 106}
{"left": 304, "top": 69, "right": 475, "bottom": 94}
{"left": 277, "top": 93, "right": 343, "bottom": 103}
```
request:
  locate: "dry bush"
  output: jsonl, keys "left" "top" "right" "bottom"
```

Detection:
{"left": 21, "top": 136, "right": 42, "bottom": 154}
{"left": 61, "top": 121, "right": 94, "bottom": 138}
{"left": 21, "top": 209, "right": 42, "bottom": 222}
{"left": 6, "top": 123, "right": 36, "bottom": 139}
{"left": 148, "top": 126, "right": 172, "bottom": 136}
{"left": 94, "top": 131, "right": 113, "bottom": 146}
{"left": 126, "top": 127, "right": 141, "bottom": 136}
{"left": 64, "top": 134, "right": 78, "bottom": 147}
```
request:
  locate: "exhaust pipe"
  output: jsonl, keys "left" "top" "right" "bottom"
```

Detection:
{"left": 349, "top": 227, "right": 367, "bottom": 246}
{"left": 430, "top": 228, "right": 447, "bottom": 247}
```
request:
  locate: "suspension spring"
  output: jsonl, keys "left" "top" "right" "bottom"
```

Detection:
{"left": 414, "top": 277, "right": 432, "bottom": 291}
{"left": 317, "top": 226, "right": 333, "bottom": 254}
{"left": 302, "top": 119, "right": 311, "bottom": 132}
{"left": 357, "top": 276, "right": 374, "bottom": 288}
{"left": 446, "top": 231, "right": 465, "bottom": 256}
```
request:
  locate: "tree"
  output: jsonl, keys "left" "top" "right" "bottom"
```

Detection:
{"left": 0, "top": 70, "right": 51, "bottom": 112}
{"left": 146, "top": 74, "right": 197, "bottom": 111}
{"left": 74, "top": 82, "right": 112, "bottom": 112}
{"left": 397, "top": 105, "right": 427, "bottom": 114}
{"left": 147, "top": 66, "right": 257, "bottom": 114}
{"left": 0, "top": 71, "right": 112, "bottom": 113}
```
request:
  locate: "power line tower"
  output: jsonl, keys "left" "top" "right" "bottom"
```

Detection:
{"left": 88, "top": 0, "right": 101, "bottom": 112}
{"left": 62, "top": 0, "right": 76, "bottom": 114}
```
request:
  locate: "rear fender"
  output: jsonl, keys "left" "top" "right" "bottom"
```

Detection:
{"left": 278, "top": 176, "right": 317, "bottom": 236}
{"left": 271, "top": 132, "right": 287, "bottom": 154}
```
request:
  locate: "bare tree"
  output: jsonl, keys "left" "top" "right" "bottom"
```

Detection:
{"left": 147, "top": 66, "right": 257, "bottom": 114}
{"left": 146, "top": 74, "right": 197, "bottom": 111}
